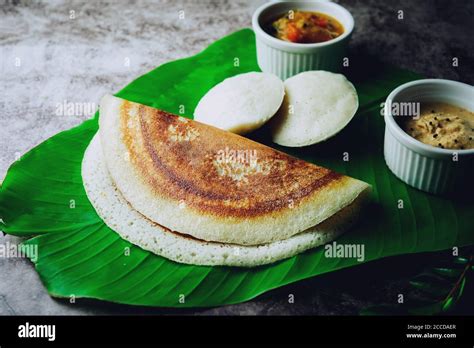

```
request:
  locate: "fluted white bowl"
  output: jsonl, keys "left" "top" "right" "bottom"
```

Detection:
{"left": 252, "top": 1, "right": 354, "bottom": 79}
{"left": 383, "top": 79, "right": 474, "bottom": 195}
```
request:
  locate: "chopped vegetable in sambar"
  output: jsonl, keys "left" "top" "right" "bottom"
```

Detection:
{"left": 269, "top": 10, "right": 344, "bottom": 44}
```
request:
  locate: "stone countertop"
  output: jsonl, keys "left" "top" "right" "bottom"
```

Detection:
{"left": 1, "top": 0, "right": 473, "bottom": 315}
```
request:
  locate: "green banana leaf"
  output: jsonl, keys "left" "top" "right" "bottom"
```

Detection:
{"left": 1, "top": 29, "right": 473, "bottom": 308}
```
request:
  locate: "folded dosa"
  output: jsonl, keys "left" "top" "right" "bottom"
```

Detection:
{"left": 82, "top": 134, "right": 363, "bottom": 267}
{"left": 98, "top": 95, "right": 370, "bottom": 246}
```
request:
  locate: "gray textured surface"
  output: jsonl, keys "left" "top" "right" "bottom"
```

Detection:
{"left": 1, "top": 0, "right": 473, "bottom": 315}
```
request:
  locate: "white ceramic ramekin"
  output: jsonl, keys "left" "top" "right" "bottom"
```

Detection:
{"left": 383, "top": 79, "right": 474, "bottom": 195}
{"left": 252, "top": 1, "right": 354, "bottom": 79}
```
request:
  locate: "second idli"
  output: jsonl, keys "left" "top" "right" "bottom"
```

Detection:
{"left": 271, "top": 71, "right": 359, "bottom": 147}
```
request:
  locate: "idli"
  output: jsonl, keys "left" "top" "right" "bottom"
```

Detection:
{"left": 194, "top": 72, "right": 285, "bottom": 134}
{"left": 271, "top": 71, "right": 359, "bottom": 147}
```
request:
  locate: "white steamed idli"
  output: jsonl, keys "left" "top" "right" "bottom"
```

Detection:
{"left": 271, "top": 71, "right": 359, "bottom": 147}
{"left": 194, "top": 72, "right": 285, "bottom": 134}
